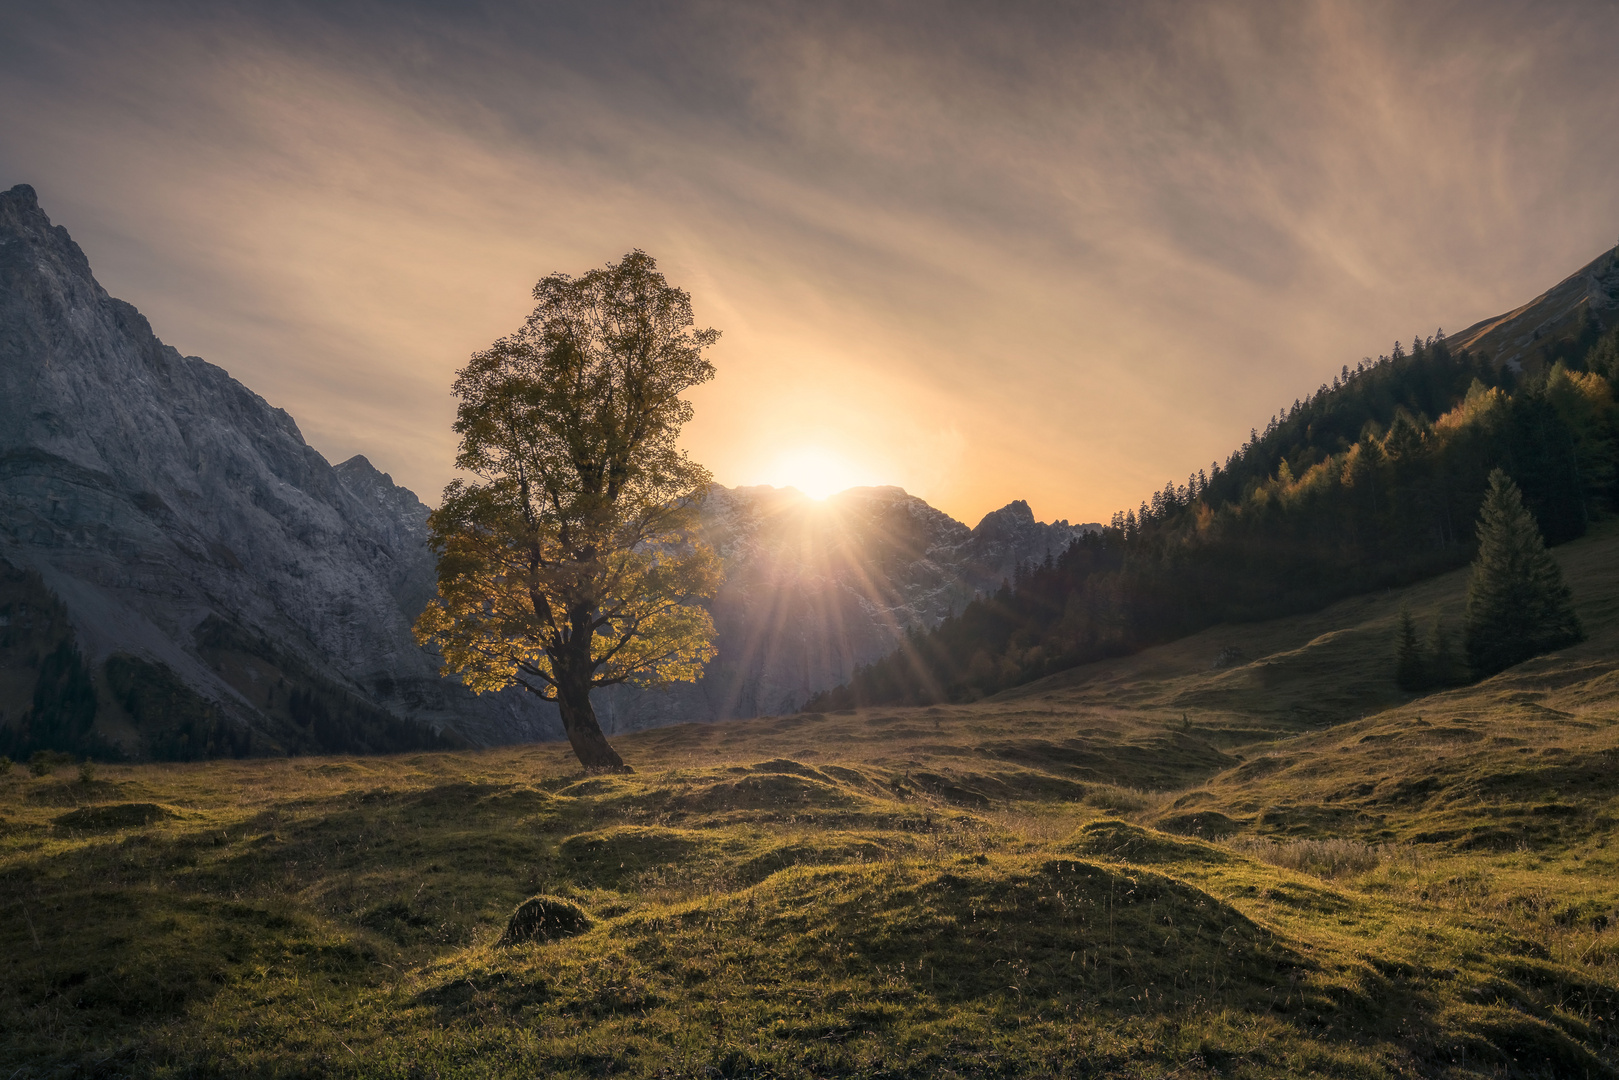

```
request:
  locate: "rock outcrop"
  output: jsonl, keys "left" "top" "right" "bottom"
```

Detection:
{"left": 0, "top": 183, "right": 1096, "bottom": 754}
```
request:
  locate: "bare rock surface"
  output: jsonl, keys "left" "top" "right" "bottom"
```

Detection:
{"left": 1450, "top": 246, "right": 1619, "bottom": 369}
{"left": 0, "top": 183, "right": 553, "bottom": 750}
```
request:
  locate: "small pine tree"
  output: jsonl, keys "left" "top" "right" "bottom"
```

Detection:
{"left": 1394, "top": 609, "right": 1428, "bottom": 690}
{"left": 1464, "top": 470, "right": 1584, "bottom": 677}
{"left": 1428, "top": 618, "right": 1462, "bottom": 688}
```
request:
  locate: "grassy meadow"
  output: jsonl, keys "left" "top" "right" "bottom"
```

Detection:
{"left": 5, "top": 527, "right": 1619, "bottom": 1077}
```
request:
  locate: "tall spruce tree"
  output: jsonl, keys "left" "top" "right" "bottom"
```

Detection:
{"left": 1463, "top": 470, "right": 1583, "bottom": 677}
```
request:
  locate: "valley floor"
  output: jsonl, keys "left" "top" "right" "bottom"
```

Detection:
{"left": 5, "top": 527, "right": 1619, "bottom": 1078}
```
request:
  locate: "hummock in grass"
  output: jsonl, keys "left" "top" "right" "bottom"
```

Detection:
{"left": 498, "top": 895, "right": 593, "bottom": 946}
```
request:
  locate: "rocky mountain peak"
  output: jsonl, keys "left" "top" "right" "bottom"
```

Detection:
{"left": 1449, "top": 244, "right": 1619, "bottom": 370}
{"left": 1, "top": 183, "right": 93, "bottom": 284}
{"left": 334, "top": 455, "right": 429, "bottom": 530}
{"left": 973, "top": 499, "right": 1034, "bottom": 535}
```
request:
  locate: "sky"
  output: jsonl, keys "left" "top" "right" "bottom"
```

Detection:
{"left": 3, "top": 0, "right": 1619, "bottom": 526}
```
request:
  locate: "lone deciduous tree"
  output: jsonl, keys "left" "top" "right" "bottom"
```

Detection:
{"left": 415, "top": 251, "right": 722, "bottom": 773}
{"left": 1463, "top": 469, "right": 1583, "bottom": 678}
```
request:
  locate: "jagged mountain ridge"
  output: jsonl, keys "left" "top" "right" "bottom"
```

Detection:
{"left": 1449, "top": 245, "right": 1619, "bottom": 369}
{"left": 599, "top": 485, "right": 1096, "bottom": 730}
{"left": 0, "top": 183, "right": 1092, "bottom": 753}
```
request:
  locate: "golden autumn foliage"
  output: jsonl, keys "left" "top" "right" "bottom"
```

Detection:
{"left": 412, "top": 509, "right": 721, "bottom": 696}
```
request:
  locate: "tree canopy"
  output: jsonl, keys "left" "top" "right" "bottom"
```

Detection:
{"left": 415, "top": 251, "right": 722, "bottom": 772}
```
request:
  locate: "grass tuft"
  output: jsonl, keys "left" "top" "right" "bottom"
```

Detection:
{"left": 498, "top": 895, "right": 593, "bottom": 946}
{"left": 1228, "top": 835, "right": 1408, "bottom": 879}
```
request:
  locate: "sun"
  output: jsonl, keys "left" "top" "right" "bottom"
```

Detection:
{"left": 762, "top": 445, "right": 878, "bottom": 500}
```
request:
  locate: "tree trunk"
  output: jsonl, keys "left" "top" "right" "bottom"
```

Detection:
{"left": 554, "top": 666, "right": 630, "bottom": 774}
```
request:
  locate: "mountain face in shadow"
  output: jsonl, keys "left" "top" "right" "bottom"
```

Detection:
{"left": 0, "top": 184, "right": 548, "bottom": 757}
{"left": 0, "top": 184, "right": 1089, "bottom": 755}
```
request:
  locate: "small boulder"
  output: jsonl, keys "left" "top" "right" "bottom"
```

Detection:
{"left": 497, "top": 896, "right": 592, "bottom": 947}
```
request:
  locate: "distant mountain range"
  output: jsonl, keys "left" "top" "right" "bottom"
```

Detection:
{"left": 594, "top": 485, "right": 1096, "bottom": 732}
{"left": 0, "top": 184, "right": 1092, "bottom": 759}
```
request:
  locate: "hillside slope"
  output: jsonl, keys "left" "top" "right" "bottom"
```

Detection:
{"left": 820, "top": 242, "right": 1619, "bottom": 711}
{"left": 1451, "top": 245, "right": 1619, "bottom": 372}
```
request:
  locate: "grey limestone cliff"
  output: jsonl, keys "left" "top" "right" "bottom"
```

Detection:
{"left": 0, "top": 183, "right": 555, "bottom": 754}
{"left": 1450, "top": 245, "right": 1619, "bottom": 370}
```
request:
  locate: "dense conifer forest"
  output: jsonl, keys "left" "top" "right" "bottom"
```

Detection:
{"left": 811, "top": 319, "right": 1619, "bottom": 708}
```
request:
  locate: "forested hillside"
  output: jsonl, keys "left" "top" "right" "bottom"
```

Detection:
{"left": 814, "top": 313, "right": 1619, "bottom": 708}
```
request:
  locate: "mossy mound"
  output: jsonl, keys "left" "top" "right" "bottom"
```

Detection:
{"left": 734, "top": 834, "right": 900, "bottom": 883}
{"left": 1065, "top": 818, "right": 1231, "bottom": 864}
{"left": 748, "top": 758, "right": 827, "bottom": 779}
{"left": 52, "top": 802, "right": 174, "bottom": 830}
{"left": 1432, "top": 1005, "right": 1615, "bottom": 1078}
{"left": 1155, "top": 809, "right": 1244, "bottom": 837}
{"left": 548, "top": 767, "right": 876, "bottom": 824}
{"left": 557, "top": 825, "right": 717, "bottom": 885}
{"left": 497, "top": 896, "right": 592, "bottom": 947}
{"left": 308, "top": 761, "right": 371, "bottom": 777}
{"left": 671, "top": 772, "right": 855, "bottom": 814}
{"left": 404, "top": 781, "right": 551, "bottom": 814}
{"left": 605, "top": 857, "right": 1291, "bottom": 1016}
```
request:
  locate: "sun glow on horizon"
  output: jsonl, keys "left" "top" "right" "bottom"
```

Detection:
{"left": 755, "top": 445, "right": 884, "bottom": 501}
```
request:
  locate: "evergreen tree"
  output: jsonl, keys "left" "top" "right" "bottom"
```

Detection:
{"left": 1394, "top": 609, "right": 1427, "bottom": 690}
{"left": 1587, "top": 322, "right": 1619, "bottom": 381}
{"left": 1464, "top": 470, "right": 1584, "bottom": 677}
{"left": 1428, "top": 618, "right": 1461, "bottom": 688}
{"left": 818, "top": 326, "right": 1615, "bottom": 711}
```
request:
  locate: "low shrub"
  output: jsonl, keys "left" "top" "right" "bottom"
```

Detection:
{"left": 28, "top": 750, "right": 72, "bottom": 777}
